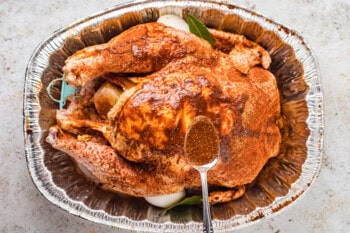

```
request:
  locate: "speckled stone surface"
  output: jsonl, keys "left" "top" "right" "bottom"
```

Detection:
{"left": 0, "top": 0, "right": 349, "bottom": 232}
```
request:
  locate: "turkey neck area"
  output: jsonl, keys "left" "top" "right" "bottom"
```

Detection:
{"left": 184, "top": 116, "right": 220, "bottom": 165}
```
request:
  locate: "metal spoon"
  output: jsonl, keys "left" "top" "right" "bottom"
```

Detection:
{"left": 184, "top": 116, "right": 220, "bottom": 233}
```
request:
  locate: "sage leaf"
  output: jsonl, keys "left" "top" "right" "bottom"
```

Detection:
{"left": 187, "top": 14, "right": 215, "bottom": 47}
{"left": 161, "top": 195, "right": 202, "bottom": 216}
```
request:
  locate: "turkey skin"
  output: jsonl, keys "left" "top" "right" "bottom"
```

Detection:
{"left": 47, "top": 22, "right": 281, "bottom": 202}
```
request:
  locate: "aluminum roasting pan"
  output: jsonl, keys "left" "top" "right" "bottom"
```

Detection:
{"left": 23, "top": 0, "right": 323, "bottom": 232}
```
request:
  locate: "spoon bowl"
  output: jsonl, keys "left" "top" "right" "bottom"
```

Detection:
{"left": 193, "top": 156, "right": 219, "bottom": 172}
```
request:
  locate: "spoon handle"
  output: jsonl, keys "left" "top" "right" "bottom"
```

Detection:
{"left": 199, "top": 171, "right": 214, "bottom": 233}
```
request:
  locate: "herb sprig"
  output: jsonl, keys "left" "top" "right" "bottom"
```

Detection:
{"left": 161, "top": 195, "right": 202, "bottom": 215}
{"left": 187, "top": 14, "right": 215, "bottom": 47}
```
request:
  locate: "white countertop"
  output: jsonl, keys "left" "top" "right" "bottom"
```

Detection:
{"left": 1, "top": 0, "right": 349, "bottom": 232}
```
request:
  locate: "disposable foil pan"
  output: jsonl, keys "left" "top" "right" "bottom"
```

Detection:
{"left": 23, "top": 0, "right": 323, "bottom": 232}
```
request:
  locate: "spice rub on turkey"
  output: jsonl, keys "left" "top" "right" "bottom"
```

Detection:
{"left": 47, "top": 22, "right": 281, "bottom": 204}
